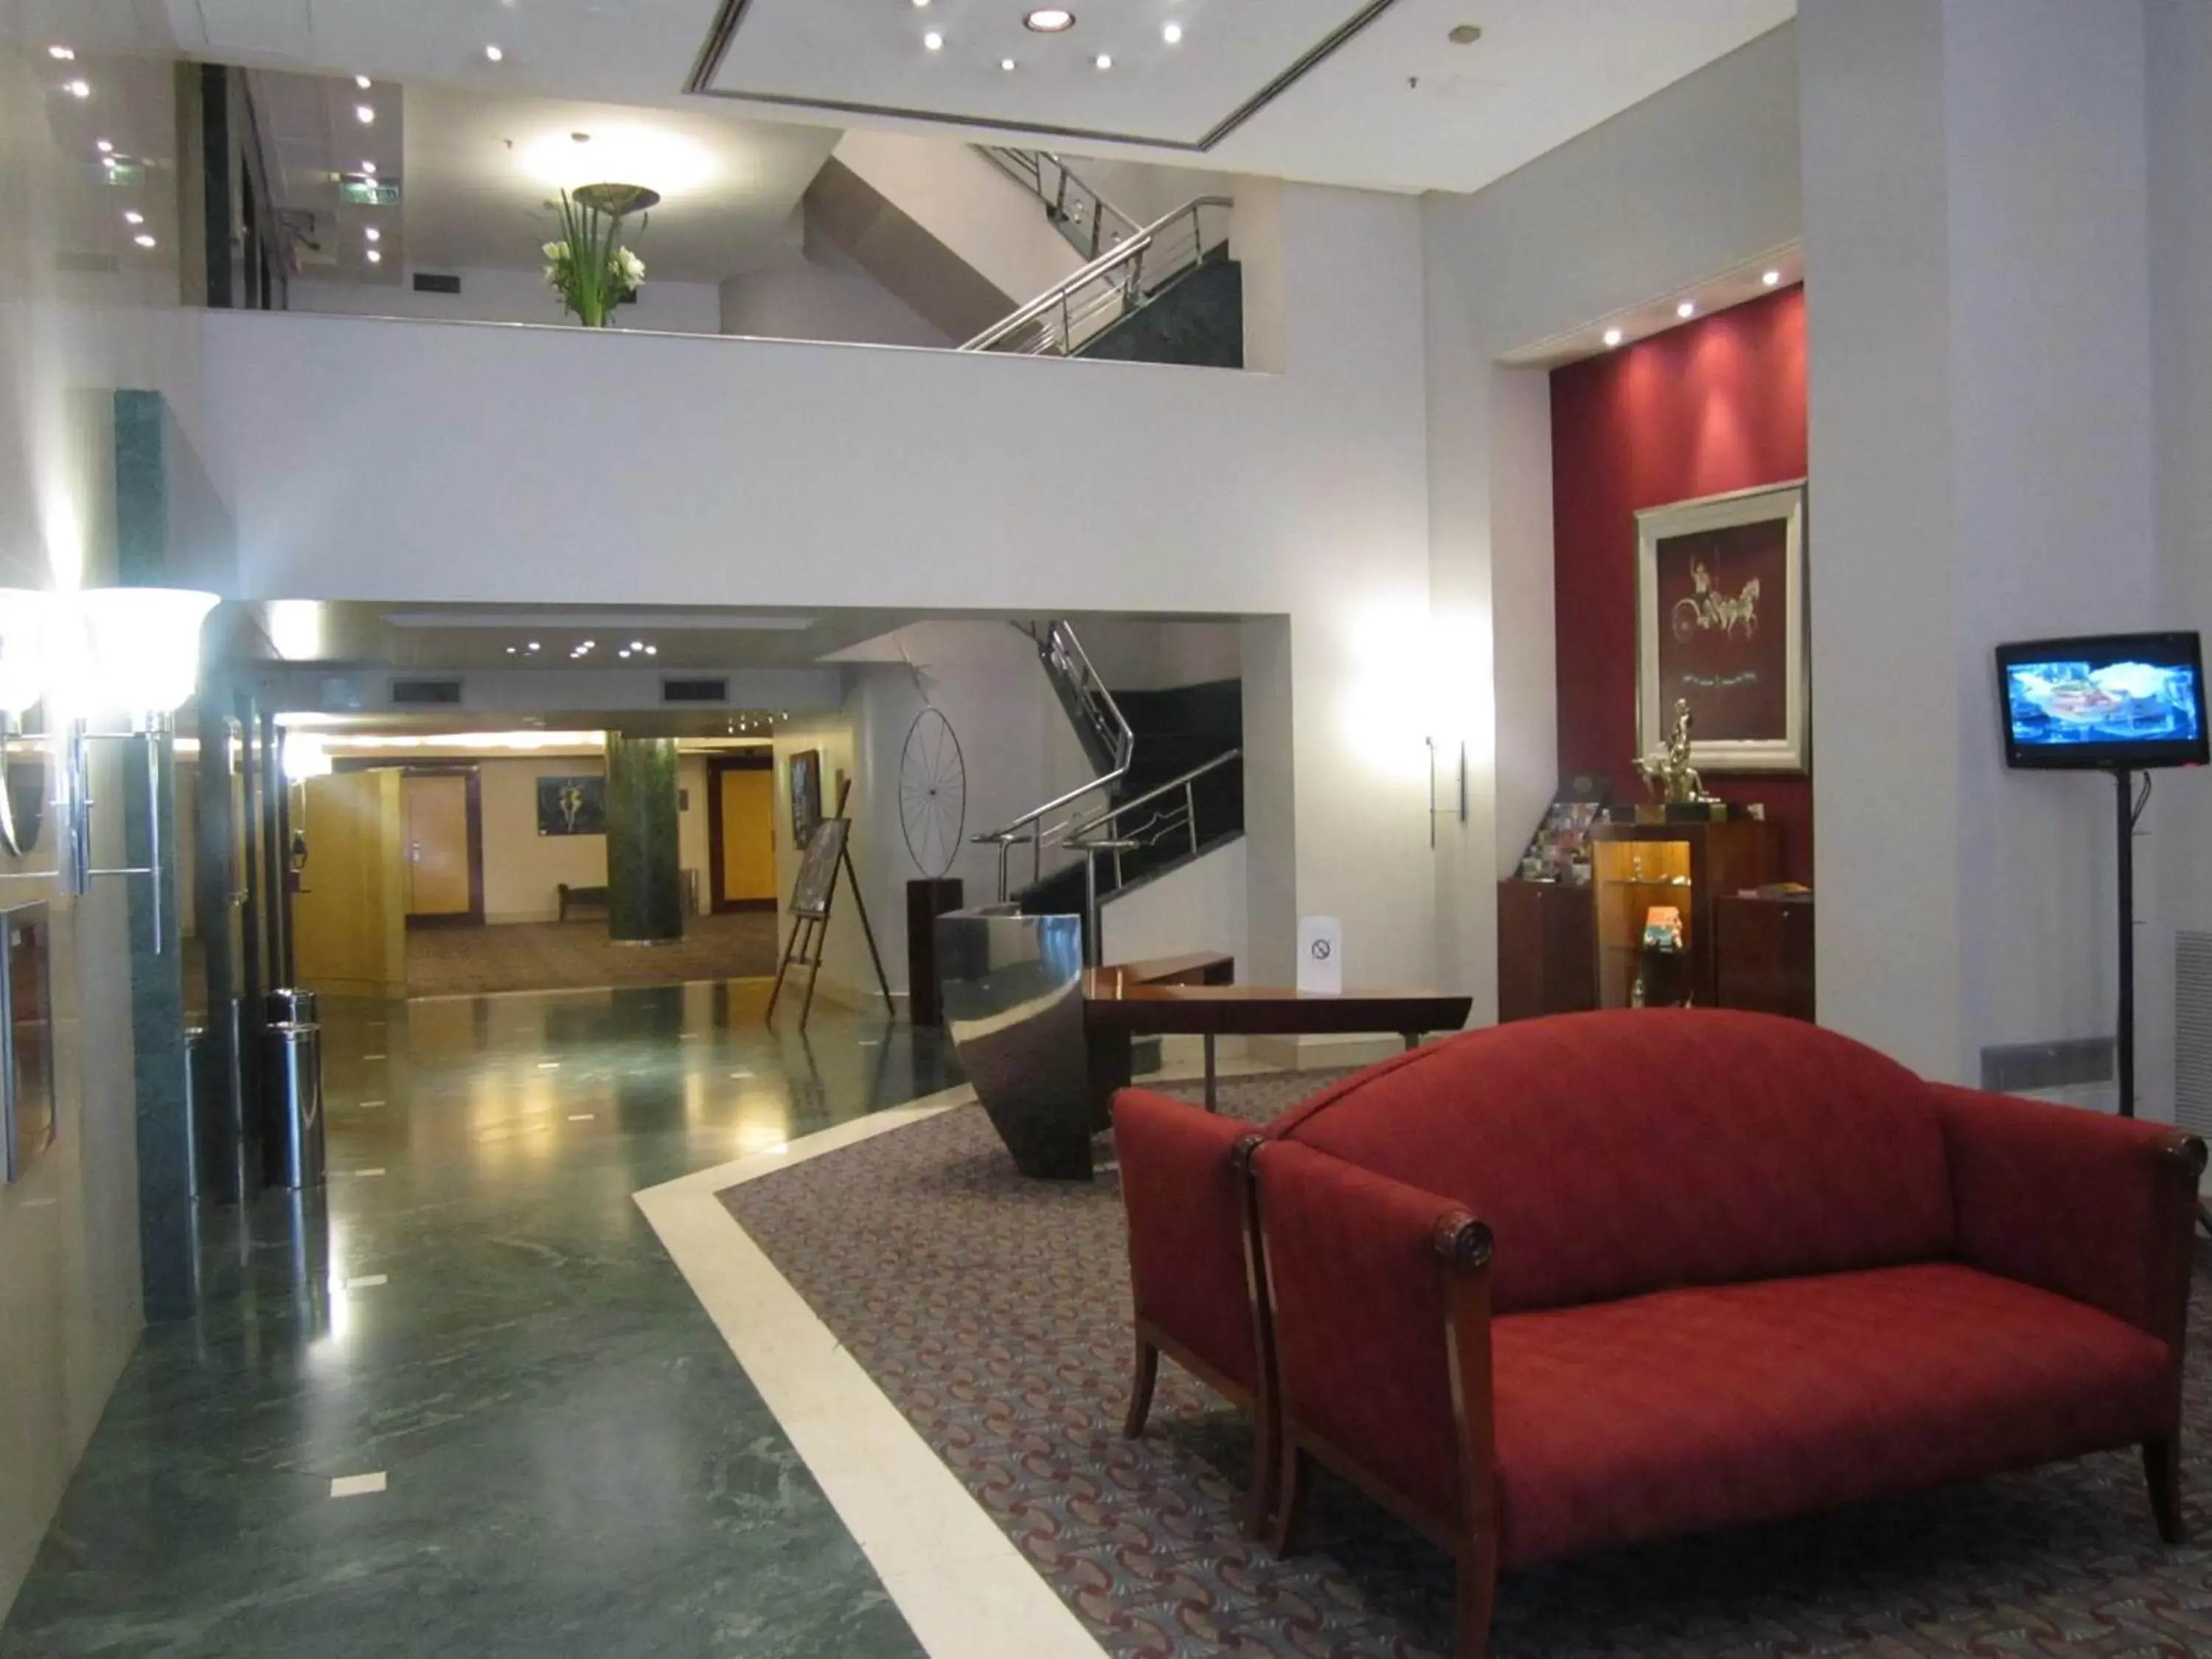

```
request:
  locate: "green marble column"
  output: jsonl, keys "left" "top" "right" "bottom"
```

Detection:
{"left": 605, "top": 734, "right": 683, "bottom": 944}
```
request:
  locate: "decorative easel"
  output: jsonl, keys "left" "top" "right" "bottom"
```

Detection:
{"left": 766, "top": 779, "right": 895, "bottom": 1030}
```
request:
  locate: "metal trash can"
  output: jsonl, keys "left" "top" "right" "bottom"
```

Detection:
{"left": 266, "top": 987, "right": 319, "bottom": 1026}
{"left": 263, "top": 1021, "right": 326, "bottom": 1191}
{"left": 183, "top": 1024, "right": 207, "bottom": 1200}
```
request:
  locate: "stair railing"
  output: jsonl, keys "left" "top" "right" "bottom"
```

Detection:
{"left": 973, "top": 622, "right": 1133, "bottom": 901}
{"left": 1064, "top": 747, "right": 1243, "bottom": 897}
{"left": 961, "top": 196, "right": 1233, "bottom": 358}
{"left": 975, "top": 146, "right": 1143, "bottom": 261}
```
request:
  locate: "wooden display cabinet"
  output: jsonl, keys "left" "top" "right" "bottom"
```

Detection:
{"left": 1590, "top": 818, "right": 1780, "bottom": 1009}
{"left": 1716, "top": 891, "right": 1816, "bottom": 1022}
{"left": 1496, "top": 879, "right": 1597, "bottom": 1023}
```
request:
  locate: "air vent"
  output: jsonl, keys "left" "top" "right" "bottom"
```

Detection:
{"left": 2180, "top": 932, "right": 2212, "bottom": 1136}
{"left": 412, "top": 271, "right": 461, "bottom": 295}
{"left": 661, "top": 677, "right": 728, "bottom": 704}
{"left": 390, "top": 677, "right": 463, "bottom": 706}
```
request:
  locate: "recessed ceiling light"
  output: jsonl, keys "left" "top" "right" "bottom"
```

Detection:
{"left": 48, "top": 45, "right": 74, "bottom": 60}
{"left": 365, "top": 226, "right": 381, "bottom": 242}
{"left": 1095, "top": 52, "right": 1113, "bottom": 69}
{"left": 1162, "top": 21, "right": 1183, "bottom": 43}
{"left": 102, "top": 156, "right": 118, "bottom": 169}
{"left": 95, "top": 139, "right": 112, "bottom": 153}
{"left": 355, "top": 74, "right": 372, "bottom": 89}
{"left": 507, "top": 646, "right": 517, "bottom": 655}
{"left": 1447, "top": 23, "right": 1484, "bottom": 44}
{"left": 366, "top": 249, "right": 382, "bottom": 263}
{"left": 356, "top": 103, "right": 375, "bottom": 124}
{"left": 527, "top": 641, "right": 540, "bottom": 651}
{"left": 123, "top": 210, "right": 144, "bottom": 225}
{"left": 64, "top": 79, "right": 89, "bottom": 98}
{"left": 1602, "top": 327, "right": 1624, "bottom": 348}
{"left": 619, "top": 649, "right": 633, "bottom": 659}
{"left": 645, "top": 646, "right": 657, "bottom": 656}
{"left": 1025, "top": 7, "right": 1074, "bottom": 32}
{"left": 630, "top": 641, "right": 645, "bottom": 651}
{"left": 484, "top": 44, "right": 504, "bottom": 62}
{"left": 133, "top": 234, "right": 156, "bottom": 248}
{"left": 1676, "top": 300, "right": 1695, "bottom": 319}
{"left": 912, "top": 0, "right": 929, "bottom": 7}
{"left": 1001, "top": 57, "right": 1016, "bottom": 70}
{"left": 361, "top": 160, "right": 377, "bottom": 174}
{"left": 1761, "top": 268, "right": 1782, "bottom": 287}
{"left": 922, "top": 29, "right": 943, "bottom": 49}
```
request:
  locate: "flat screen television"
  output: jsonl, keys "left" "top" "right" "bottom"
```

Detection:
{"left": 1996, "top": 632, "right": 2208, "bottom": 771}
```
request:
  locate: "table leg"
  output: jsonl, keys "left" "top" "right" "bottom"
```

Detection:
{"left": 1203, "top": 1034, "right": 1218, "bottom": 1111}
{"left": 1402, "top": 1032, "right": 1421, "bottom": 1052}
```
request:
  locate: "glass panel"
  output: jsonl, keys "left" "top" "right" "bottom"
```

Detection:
{"left": 1592, "top": 837, "right": 1694, "bottom": 1007}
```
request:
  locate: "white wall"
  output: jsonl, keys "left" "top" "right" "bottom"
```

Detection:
{"left": 199, "top": 182, "right": 1438, "bottom": 993}
{"left": 476, "top": 758, "right": 608, "bottom": 923}
{"left": 719, "top": 232, "right": 953, "bottom": 349}
{"left": 1099, "top": 836, "right": 1249, "bottom": 973}
{"left": 291, "top": 265, "right": 724, "bottom": 335}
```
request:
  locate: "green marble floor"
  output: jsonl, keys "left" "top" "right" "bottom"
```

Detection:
{"left": 0, "top": 981, "right": 956, "bottom": 1658}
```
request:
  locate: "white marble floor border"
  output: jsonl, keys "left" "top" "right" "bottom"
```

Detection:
{"left": 633, "top": 1079, "right": 1107, "bottom": 1659}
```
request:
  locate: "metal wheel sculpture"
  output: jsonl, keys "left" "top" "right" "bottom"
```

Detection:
{"left": 899, "top": 706, "right": 967, "bottom": 880}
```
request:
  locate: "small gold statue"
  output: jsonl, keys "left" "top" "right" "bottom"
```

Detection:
{"left": 1636, "top": 698, "right": 1719, "bottom": 805}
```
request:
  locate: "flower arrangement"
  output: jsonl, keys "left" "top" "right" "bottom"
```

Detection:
{"left": 543, "top": 188, "right": 647, "bottom": 327}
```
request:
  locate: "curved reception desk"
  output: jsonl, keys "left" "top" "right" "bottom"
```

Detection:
{"left": 936, "top": 909, "right": 1098, "bottom": 1179}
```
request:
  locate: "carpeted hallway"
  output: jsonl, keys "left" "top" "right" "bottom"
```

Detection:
{"left": 724, "top": 1071, "right": 2212, "bottom": 1659}
{"left": 406, "top": 910, "right": 782, "bottom": 997}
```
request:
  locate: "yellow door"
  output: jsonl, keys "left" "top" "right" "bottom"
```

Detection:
{"left": 718, "top": 769, "right": 779, "bottom": 905}
{"left": 403, "top": 773, "right": 473, "bottom": 918}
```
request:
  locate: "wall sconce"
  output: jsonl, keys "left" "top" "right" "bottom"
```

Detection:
{"left": 0, "top": 585, "right": 220, "bottom": 954}
{"left": 1426, "top": 736, "right": 1469, "bottom": 849}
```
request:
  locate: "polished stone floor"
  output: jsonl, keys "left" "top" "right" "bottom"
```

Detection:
{"left": 0, "top": 982, "right": 956, "bottom": 1658}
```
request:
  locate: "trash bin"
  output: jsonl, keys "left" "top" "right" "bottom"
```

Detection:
{"left": 263, "top": 1021, "right": 325, "bottom": 1191}
{"left": 266, "top": 987, "right": 319, "bottom": 1026}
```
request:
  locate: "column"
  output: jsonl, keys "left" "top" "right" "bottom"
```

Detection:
{"left": 1803, "top": 0, "right": 2163, "bottom": 1092}
{"left": 605, "top": 734, "right": 683, "bottom": 944}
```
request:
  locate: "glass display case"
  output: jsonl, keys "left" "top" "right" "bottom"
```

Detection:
{"left": 1590, "top": 818, "right": 1781, "bottom": 1009}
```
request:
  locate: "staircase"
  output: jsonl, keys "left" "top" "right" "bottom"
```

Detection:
{"left": 975, "top": 622, "right": 1244, "bottom": 957}
{"left": 974, "top": 147, "right": 1143, "bottom": 263}
{"left": 961, "top": 196, "right": 1242, "bottom": 369}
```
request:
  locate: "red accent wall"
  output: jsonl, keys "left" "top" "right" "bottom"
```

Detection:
{"left": 1549, "top": 284, "right": 1812, "bottom": 883}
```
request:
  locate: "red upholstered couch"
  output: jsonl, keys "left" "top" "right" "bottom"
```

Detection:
{"left": 1113, "top": 1009, "right": 2205, "bottom": 1659}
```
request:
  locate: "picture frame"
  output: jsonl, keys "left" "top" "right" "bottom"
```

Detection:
{"left": 789, "top": 750, "right": 822, "bottom": 849}
{"left": 535, "top": 774, "right": 606, "bottom": 837}
{"left": 1637, "top": 479, "right": 1808, "bottom": 773}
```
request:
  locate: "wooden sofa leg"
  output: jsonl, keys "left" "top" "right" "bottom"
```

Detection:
{"left": 1267, "top": 1441, "right": 1307, "bottom": 1557}
{"left": 1243, "top": 1399, "right": 1277, "bottom": 1541}
{"left": 1452, "top": 1539, "right": 1498, "bottom": 1659}
{"left": 2145, "top": 1435, "right": 2187, "bottom": 1545}
{"left": 1122, "top": 1337, "right": 1160, "bottom": 1439}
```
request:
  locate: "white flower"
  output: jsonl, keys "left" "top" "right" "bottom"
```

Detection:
{"left": 616, "top": 248, "right": 646, "bottom": 285}
{"left": 542, "top": 240, "right": 566, "bottom": 261}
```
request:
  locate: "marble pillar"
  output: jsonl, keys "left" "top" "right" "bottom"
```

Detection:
{"left": 605, "top": 735, "right": 683, "bottom": 944}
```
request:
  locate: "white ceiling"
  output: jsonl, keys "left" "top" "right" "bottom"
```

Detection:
{"left": 167, "top": 0, "right": 1796, "bottom": 197}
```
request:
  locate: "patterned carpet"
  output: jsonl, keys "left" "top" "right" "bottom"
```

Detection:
{"left": 406, "top": 911, "right": 781, "bottom": 997}
{"left": 723, "top": 1072, "right": 2212, "bottom": 1658}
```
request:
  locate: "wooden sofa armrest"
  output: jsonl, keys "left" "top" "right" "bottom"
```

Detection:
{"left": 1931, "top": 1082, "right": 2205, "bottom": 1347}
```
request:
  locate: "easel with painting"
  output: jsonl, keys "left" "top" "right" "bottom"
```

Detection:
{"left": 766, "top": 778, "right": 895, "bottom": 1029}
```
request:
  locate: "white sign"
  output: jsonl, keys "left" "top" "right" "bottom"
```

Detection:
{"left": 1297, "top": 916, "right": 1343, "bottom": 995}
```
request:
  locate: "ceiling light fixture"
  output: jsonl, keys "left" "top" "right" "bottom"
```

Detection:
{"left": 48, "top": 45, "right": 74, "bottom": 60}
{"left": 95, "top": 139, "right": 112, "bottom": 153}
{"left": 366, "top": 249, "right": 382, "bottom": 263}
{"left": 365, "top": 226, "right": 381, "bottom": 242}
{"left": 356, "top": 103, "right": 375, "bottom": 124}
{"left": 1447, "top": 23, "right": 1484, "bottom": 44}
{"left": 1162, "top": 21, "right": 1182, "bottom": 43}
{"left": 64, "top": 79, "right": 89, "bottom": 98}
{"left": 1761, "top": 268, "right": 1782, "bottom": 287}
{"left": 361, "top": 160, "right": 377, "bottom": 175}
{"left": 123, "top": 210, "right": 144, "bottom": 225}
{"left": 923, "top": 29, "right": 943, "bottom": 49}
{"left": 1095, "top": 52, "right": 1112, "bottom": 69}
{"left": 527, "top": 641, "right": 540, "bottom": 651}
{"left": 484, "top": 43, "right": 504, "bottom": 62}
{"left": 1001, "top": 57, "right": 1016, "bottom": 70}
{"left": 355, "top": 74, "right": 372, "bottom": 89}
{"left": 1602, "top": 327, "right": 1624, "bottom": 348}
{"left": 1675, "top": 300, "right": 1695, "bottom": 319}
{"left": 133, "top": 233, "right": 156, "bottom": 248}
{"left": 1025, "top": 7, "right": 1074, "bottom": 32}
{"left": 102, "top": 156, "right": 118, "bottom": 170}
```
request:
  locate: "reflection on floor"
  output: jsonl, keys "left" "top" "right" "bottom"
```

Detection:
{"left": 0, "top": 980, "right": 953, "bottom": 1659}
{"left": 405, "top": 911, "right": 781, "bottom": 998}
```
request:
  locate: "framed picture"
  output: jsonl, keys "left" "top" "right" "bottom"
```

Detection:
{"left": 790, "top": 750, "right": 822, "bottom": 849}
{"left": 2, "top": 902, "right": 54, "bottom": 1184}
{"left": 536, "top": 774, "right": 607, "bottom": 837}
{"left": 1637, "top": 479, "right": 1808, "bottom": 773}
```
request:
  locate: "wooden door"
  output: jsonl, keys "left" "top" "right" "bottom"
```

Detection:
{"left": 403, "top": 773, "right": 474, "bottom": 920}
{"left": 716, "top": 768, "right": 779, "bottom": 908}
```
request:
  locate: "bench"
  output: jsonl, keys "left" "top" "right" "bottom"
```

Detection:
{"left": 556, "top": 883, "right": 608, "bottom": 922}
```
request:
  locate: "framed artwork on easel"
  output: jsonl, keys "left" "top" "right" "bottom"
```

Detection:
{"left": 789, "top": 749, "right": 822, "bottom": 849}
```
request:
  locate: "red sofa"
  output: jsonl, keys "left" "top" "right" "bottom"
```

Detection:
{"left": 1114, "top": 1009, "right": 2205, "bottom": 1658}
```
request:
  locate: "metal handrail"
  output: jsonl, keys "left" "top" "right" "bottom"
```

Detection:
{"left": 973, "top": 622, "right": 1134, "bottom": 899}
{"left": 1065, "top": 748, "right": 1242, "bottom": 841}
{"left": 961, "top": 195, "right": 1233, "bottom": 356}
{"left": 975, "top": 146, "right": 1143, "bottom": 260}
